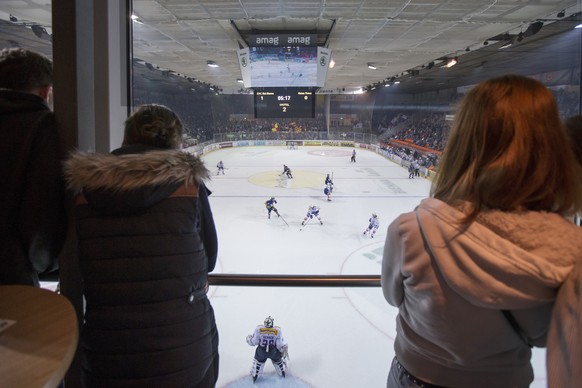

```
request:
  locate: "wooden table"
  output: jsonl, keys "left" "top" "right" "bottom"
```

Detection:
{"left": 0, "top": 285, "right": 79, "bottom": 388}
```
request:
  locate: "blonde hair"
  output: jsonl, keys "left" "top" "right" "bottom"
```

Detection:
{"left": 431, "top": 74, "right": 582, "bottom": 221}
{"left": 122, "top": 104, "right": 184, "bottom": 149}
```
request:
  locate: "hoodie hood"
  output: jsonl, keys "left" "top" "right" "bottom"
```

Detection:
{"left": 0, "top": 89, "right": 49, "bottom": 115}
{"left": 64, "top": 150, "right": 209, "bottom": 215}
{"left": 416, "top": 198, "right": 582, "bottom": 309}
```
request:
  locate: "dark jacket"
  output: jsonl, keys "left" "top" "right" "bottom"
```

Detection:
{"left": 0, "top": 89, "right": 66, "bottom": 285}
{"left": 64, "top": 147, "right": 219, "bottom": 387}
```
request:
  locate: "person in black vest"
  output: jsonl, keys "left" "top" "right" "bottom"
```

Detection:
{"left": 64, "top": 104, "right": 219, "bottom": 387}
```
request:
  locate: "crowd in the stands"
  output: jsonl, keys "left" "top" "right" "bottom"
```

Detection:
{"left": 213, "top": 116, "right": 326, "bottom": 134}
{"left": 373, "top": 87, "right": 580, "bottom": 170}
{"left": 132, "top": 86, "right": 579, "bottom": 172}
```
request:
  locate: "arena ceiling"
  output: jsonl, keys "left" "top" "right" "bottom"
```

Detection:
{"left": 1, "top": 1, "right": 581, "bottom": 95}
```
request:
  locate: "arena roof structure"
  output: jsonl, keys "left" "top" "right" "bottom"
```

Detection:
{"left": 0, "top": 1, "right": 581, "bottom": 94}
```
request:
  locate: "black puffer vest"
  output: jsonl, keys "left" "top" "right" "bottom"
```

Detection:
{"left": 64, "top": 149, "right": 218, "bottom": 387}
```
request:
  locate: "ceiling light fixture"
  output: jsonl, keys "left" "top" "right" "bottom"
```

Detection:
{"left": 445, "top": 57, "right": 458, "bottom": 68}
{"left": 557, "top": 10, "right": 565, "bottom": 18}
{"left": 207, "top": 60, "right": 219, "bottom": 68}
{"left": 329, "top": 59, "right": 336, "bottom": 69}
{"left": 237, "top": 78, "right": 244, "bottom": 83}
{"left": 131, "top": 14, "right": 143, "bottom": 24}
{"left": 367, "top": 63, "right": 377, "bottom": 70}
{"left": 499, "top": 41, "right": 513, "bottom": 49}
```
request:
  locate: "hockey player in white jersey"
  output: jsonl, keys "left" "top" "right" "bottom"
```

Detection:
{"left": 363, "top": 213, "right": 380, "bottom": 238}
{"left": 302, "top": 205, "right": 323, "bottom": 225}
{"left": 246, "top": 316, "right": 288, "bottom": 382}
{"left": 216, "top": 160, "right": 225, "bottom": 175}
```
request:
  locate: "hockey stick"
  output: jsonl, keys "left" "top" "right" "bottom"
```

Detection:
{"left": 279, "top": 214, "right": 289, "bottom": 227}
{"left": 299, "top": 217, "right": 311, "bottom": 231}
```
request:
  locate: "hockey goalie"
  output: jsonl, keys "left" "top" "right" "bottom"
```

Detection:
{"left": 246, "top": 316, "right": 289, "bottom": 382}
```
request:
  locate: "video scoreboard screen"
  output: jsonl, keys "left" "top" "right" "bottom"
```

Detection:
{"left": 253, "top": 88, "right": 315, "bottom": 118}
{"left": 248, "top": 46, "right": 318, "bottom": 87}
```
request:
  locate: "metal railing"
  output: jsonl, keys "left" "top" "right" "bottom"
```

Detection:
{"left": 208, "top": 274, "right": 381, "bottom": 287}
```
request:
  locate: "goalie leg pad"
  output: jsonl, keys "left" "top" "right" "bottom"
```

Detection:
{"left": 274, "top": 358, "right": 287, "bottom": 377}
{"left": 250, "top": 358, "right": 265, "bottom": 381}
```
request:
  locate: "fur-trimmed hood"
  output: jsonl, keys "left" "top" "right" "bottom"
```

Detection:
{"left": 64, "top": 150, "right": 209, "bottom": 193}
{"left": 64, "top": 150, "right": 209, "bottom": 215}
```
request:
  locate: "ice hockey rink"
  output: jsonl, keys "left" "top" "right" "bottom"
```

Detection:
{"left": 199, "top": 145, "right": 548, "bottom": 388}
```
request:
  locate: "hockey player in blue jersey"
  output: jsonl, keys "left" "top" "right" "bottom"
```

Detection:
{"left": 408, "top": 163, "right": 415, "bottom": 179}
{"left": 246, "top": 316, "right": 288, "bottom": 382}
{"left": 324, "top": 184, "right": 332, "bottom": 201}
{"left": 281, "top": 164, "right": 293, "bottom": 178}
{"left": 325, "top": 173, "right": 334, "bottom": 187}
{"left": 302, "top": 205, "right": 323, "bottom": 225}
{"left": 363, "top": 213, "right": 380, "bottom": 238}
{"left": 265, "top": 197, "right": 280, "bottom": 219}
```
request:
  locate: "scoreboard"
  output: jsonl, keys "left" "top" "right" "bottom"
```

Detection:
{"left": 254, "top": 88, "right": 315, "bottom": 118}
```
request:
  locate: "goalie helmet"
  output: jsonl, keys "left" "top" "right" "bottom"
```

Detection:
{"left": 372, "top": 213, "right": 377, "bottom": 218}
{"left": 264, "top": 316, "right": 274, "bottom": 328}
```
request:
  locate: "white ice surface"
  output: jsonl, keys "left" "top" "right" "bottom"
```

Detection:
{"left": 199, "top": 146, "right": 547, "bottom": 388}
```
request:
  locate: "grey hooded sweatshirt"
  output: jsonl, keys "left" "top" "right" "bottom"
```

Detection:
{"left": 382, "top": 198, "right": 582, "bottom": 388}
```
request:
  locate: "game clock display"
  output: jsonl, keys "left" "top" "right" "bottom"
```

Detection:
{"left": 254, "top": 88, "right": 315, "bottom": 118}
